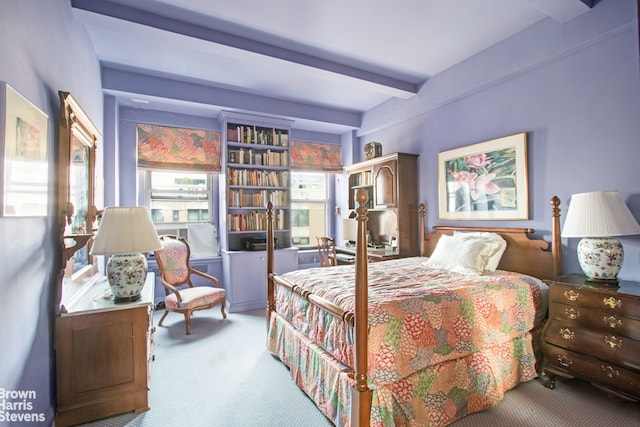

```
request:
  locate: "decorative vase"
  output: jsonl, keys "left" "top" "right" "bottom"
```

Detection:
{"left": 577, "top": 237, "right": 623, "bottom": 282}
{"left": 106, "top": 253, "right": 148, "bottom": 302}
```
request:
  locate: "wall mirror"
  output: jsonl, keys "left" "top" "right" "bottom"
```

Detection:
{"left": 57, "top": 91, "right": 101, "bottom": 306}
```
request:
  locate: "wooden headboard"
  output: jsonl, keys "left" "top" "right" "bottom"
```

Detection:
{"left": 419, "top": 196, "right": 562, "bottom": 280}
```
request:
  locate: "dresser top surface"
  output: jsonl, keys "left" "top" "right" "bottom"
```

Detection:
{"left": 548, "top": 274, "right": 640, "bottom": 297}
{"left": 60, "top": 273, "right": 155, "bottom": 316}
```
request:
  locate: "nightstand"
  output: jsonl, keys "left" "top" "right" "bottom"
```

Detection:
{"left": 541, "top": 274, "right": 640, "bottom": 401}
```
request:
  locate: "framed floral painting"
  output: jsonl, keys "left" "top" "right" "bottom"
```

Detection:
{"left": 438, "top": 132, "right": 528, "bottom": 220}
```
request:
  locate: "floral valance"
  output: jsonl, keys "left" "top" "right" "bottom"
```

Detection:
{"left": 291, "top": 140, "right": 342, "bottom": 171}
{"left": 137, "top": 124, "right": 221, "bottom": 172}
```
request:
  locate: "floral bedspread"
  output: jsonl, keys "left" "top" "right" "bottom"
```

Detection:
{"left": 275, "top": 257, "right": 544, "bottom": 385}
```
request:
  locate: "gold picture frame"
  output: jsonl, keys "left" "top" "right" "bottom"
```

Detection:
{"left": 0, "top": 82, "right": 49, "bottom": 216}
{"left": 438, "top": 132, "right": 528, "bottom": 220}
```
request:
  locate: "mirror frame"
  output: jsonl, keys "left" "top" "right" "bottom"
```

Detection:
{"left": 57, "top": 92, "right": 101, "bottom": 312}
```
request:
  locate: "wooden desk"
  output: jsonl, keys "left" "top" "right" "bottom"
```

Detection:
{"left": 336, "top": 246, "right": 401, "bottom": 264}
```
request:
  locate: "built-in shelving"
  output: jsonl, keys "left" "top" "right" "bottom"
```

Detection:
{"left": 217, "top": 112, "right": 298, "bottom": 312}
{"left": 219, "top": 113, "right": 293, "bottom": 252}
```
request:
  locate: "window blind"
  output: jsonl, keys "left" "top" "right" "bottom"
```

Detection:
{"left": 137, "top": 124, "right": 221, "bottom": 172}
{"left": 291, "top": 140, "right": 342, "bottom": 171}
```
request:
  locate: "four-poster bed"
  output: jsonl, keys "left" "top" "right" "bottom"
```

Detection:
{"left": 266, "top": 191, "right": 562, "bottom": 426}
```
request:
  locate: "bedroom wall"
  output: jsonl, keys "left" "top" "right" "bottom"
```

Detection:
{"left": 0, "top": 1, "right": 103, "bottom": 425}
{"left": 358, "top": 0, "right": 640, "bottom": 280}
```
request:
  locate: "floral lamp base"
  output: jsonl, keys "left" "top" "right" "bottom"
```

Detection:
{"left": 577, "top": 237, "right": 623, "bottom": 283}
{"left": 106, "top": 253, "right": 148, "bottom": 302}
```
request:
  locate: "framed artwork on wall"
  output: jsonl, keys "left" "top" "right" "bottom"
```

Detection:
{"left": 0, "top": 82, "right": 49, "bottom": 216}
{"left": 438, "top": 132, "right": 528, "bottom": 220}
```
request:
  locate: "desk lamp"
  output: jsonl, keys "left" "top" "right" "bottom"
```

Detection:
{"left": 90, "top": 206, "right": 162, "bottom": 302}
{"left": 562, "top": 191, "right": 640, "bottom": 283}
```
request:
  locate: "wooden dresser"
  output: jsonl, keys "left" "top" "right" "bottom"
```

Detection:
{"left": 541, "top": 274, "right": 640, "bottom": 401}
{"left": 55, "top": 274, "right": 155, "bottom": 426}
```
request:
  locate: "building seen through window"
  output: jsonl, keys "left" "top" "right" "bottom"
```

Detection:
{"left": 145, "top": 170, "right": 211, "bottom": 225}
{"left": 291, "top": 172, "right": 328, "bottom": 247}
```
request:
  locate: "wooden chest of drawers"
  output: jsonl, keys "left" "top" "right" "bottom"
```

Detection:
{"left": 541, "top": 274, "right": 640, "bottom": 401}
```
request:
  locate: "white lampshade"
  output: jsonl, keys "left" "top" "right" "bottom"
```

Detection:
{"left": 90, "top": 206, "right": 162, "bottom": 302}
{"left": 91, "top": 206, "right": 162, "bottom": 255}
{"left": 562, "top": 191, "right": 640, "bottom": 238}
{"left": 562, "top": 191, "right": 640, "bottom": 282}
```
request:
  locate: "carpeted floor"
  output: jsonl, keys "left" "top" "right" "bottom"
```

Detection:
{"left": 80, "top": 309, "right": 640, "bottom": 427}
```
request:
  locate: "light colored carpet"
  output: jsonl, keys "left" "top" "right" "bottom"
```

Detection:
{"left": 80, "top": 309, "right": 640, "bottom": 427}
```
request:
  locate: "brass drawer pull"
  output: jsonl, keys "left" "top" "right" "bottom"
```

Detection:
{"left": 564, "top": 290, "right": 580, "bottom": 301}
{"left": 604, "top": 335, "right": 623, "bottom": 349}
{"left": 602, "top": 297, "right": 621, "bottom": 309}
{"left": 601, "top": 365, "right": 620, "bottom": 379}
{"left": 564, "top": 308, "right": 581, "bottom": 320}
{"left": 559, "top": 328, "right": 575, "bottom": 340}
{"left": 603, "top": 316, "right": 622, "bottom": 329}
{"left": 557, "top": 355, "right": 573, "bottom": 367}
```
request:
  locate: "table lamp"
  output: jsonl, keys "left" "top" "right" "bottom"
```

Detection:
{"left": 90, "top": 206, "right": 162, "bottom": 302}
{"left": 562, "top": 190, "right": 640, "bottom": 283}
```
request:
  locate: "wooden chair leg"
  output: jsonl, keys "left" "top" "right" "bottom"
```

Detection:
{"left": 221, "top": 301, "right": 227, "bottom": 319}
{"left": 185, "top": 311, "right": 192, "bottom": 335}
{"left": 158, "top": 310, "right": 169, "bottom": 326}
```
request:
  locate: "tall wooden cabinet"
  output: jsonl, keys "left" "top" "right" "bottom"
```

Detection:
{"left": 344, "top": 153, "right": 419, "bottom": 257}
{"left": 55, "top": 274, "right": 155, "bottom": 426}
{"left": 218, "top": 112, "right": 298, "bottom": 312}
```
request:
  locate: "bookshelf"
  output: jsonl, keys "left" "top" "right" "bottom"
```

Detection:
{"left": 218, "top": 112, "right": 298, "bottom": 312}
{"left": 220, "top": 116, "right": 292, "bottom": 251}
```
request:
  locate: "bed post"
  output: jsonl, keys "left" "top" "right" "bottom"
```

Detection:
{"left": 550, "top": 196, "right": 562, "bottom": 278}
{"left": 351, "top": 189, "right": 372, "bottom": 426}
{"left": 266, "top": 200, "right": 275, "bottom": 331}
{"left": 418, "top": 203, "right": 426, "bottom": 257}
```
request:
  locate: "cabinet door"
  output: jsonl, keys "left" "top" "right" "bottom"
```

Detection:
{"left": 223, "top": 249, "right": 298, "bottom": 312}
{"left": 56, "top": 307, "right": 149, "bottom": 426}
{"left": 374, "top": 160, "right": 396, "bottom": 208}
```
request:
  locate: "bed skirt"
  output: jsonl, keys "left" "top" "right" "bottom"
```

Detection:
{"left": 268, "top": 312, "right": 539, "bottom": 427}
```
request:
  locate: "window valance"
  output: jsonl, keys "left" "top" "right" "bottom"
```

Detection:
{"left": 137, "top": 124, "right": 221, "bottom": 172}
{"left": 291, "top": 140, "right": 342, "bottom": 171}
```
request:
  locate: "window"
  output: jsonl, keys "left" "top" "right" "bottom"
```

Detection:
{"left": 141, "top": 170, "right": 211, "bottom": 233}
{"left": 291, "top": 172, "right": 329, "bottom": 247}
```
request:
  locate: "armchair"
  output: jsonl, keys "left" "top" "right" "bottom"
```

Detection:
{"left": 154, "top": 234, "right": 227, "bottom": 335}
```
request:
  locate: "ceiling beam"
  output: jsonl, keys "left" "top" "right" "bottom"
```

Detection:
{"left": 71, "top": 0, "right": 419, "bottom": 98}
{"left": 522, "top": 0, "right": 594, "bottom": 23}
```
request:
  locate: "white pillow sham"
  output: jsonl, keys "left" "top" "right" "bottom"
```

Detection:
{"left": 453, "top": 231, "right": 507, "bottom": 271}
{"left": 424, "top": 232, "right": 507, "bottom": 275}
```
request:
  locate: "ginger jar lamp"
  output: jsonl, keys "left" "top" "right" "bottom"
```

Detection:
{"left": 90, "top": 206, "right": 162, "bottom": 302}
{"left": 562, "top": 191, "right": 640, "bottom": 283}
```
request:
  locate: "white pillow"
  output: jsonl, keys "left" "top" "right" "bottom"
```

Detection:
{"left": 453, "top": 231, "right": 507, "bottom": 271}
{"left": 424, "top": 234, "right": 458, "bottom": 270}
{"left": 424, "top": 232, "right": 507, "bottom": 275}
{"left": 425, "top": 234, "right": 496, "bottom": 275}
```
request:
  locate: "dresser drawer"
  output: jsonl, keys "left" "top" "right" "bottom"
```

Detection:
{"left": 544, "top": 319, "right": 640, "bottom": 371}
{"left": 549, "top": 302, "right": 640, "bottom": 339}
{"left": 549, "top": 283, "right": 640, "bottom": 319}
{"left": 543, "top": 342, "right": 640, "bottom": 401}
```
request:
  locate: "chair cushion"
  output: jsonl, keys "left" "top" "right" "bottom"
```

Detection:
{"left": 165, "top": 286, "right": 226, "bottom": 310}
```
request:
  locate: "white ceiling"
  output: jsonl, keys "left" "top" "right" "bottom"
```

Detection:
{"left": 72, "top": 0, "right": 593, "bottom": 133}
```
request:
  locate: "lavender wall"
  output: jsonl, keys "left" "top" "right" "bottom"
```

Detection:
{"left": 359, "top": 0, "right": 640, "bottom": 280}
{"left": 0, "top": 1, "right": 102, "bottom": 425}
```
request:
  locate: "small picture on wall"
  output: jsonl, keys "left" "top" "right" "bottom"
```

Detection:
{"left": 437, "top": 132, "right": 528, "bottom": 220}
{"left": 0, "top": 82, "right": 49, "bottom": 216}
